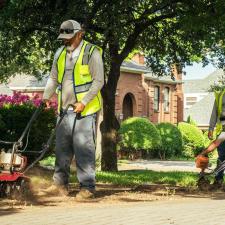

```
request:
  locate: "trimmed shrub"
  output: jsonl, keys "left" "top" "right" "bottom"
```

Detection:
{"left": 0, "top": 104, "right": 56, "bottom": 162}
{"left": 0, "top": 93, "right": 57, "bottom": 162}
{"left": 0, "top": 114, "right": 5, "bottom": 130}
{"left": 186, "top": 115, "right": 197, "bottom": 126}
{"left": 203, "top": 130, "right": 211, "bottom": 147}
{"left": 178, "top": 122, "right": 205, "bottom": 158}
{"left": 156, "top": 123, "right": 183, "bottom": 159}
{"left": 118, "top": 117, "right": 162, "bottom": 155}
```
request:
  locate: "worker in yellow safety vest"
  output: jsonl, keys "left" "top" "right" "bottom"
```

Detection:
{"left": 42, "top": 20, "right": 104, "bottom": 200}
{"left": 198, "top": 90, "right": 225, "bottom": 190}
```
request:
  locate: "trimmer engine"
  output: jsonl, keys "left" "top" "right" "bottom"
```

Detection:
{"left": 0, "top": 150, "right": 27, "bottom": 172}
{"left": 0, "top": 148, "right": 29, "bottom": 198}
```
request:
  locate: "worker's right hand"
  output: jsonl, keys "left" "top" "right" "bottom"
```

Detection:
{"left": 208, "top": 130, "right": 213, "bottom": 140}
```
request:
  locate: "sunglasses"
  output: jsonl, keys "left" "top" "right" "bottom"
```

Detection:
{"left": 59, "top": 29, "right": 80, "bottom": 34}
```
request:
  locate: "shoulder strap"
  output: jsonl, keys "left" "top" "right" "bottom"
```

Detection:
{"left": 82, "top": 42, "right": 103, "bottom": 65}
{"left": 55, "top": 46, "right": 65, "bottom": 62}
{"left": 82, "top": 43, "right": 93, "bottom": 65}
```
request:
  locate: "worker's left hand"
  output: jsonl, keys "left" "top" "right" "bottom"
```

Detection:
{"left": 74, "top": 102, "right": 85, "bottom": 113}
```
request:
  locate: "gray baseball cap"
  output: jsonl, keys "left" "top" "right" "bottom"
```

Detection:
{"left": 57, "top": 20, "right": 81, "bottom": 40}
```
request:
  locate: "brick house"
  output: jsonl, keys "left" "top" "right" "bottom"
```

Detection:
{"left": 116, "top": 54, "right": 183, "bottom": 124}
{"left": 1, "top": 54, "right": 184, "bottom": 124}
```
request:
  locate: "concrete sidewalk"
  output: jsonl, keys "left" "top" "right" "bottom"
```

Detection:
{"left": 1, "top": 198, "right": 225, "bottom": 225}
{"left": 1, "top": 160, "right": 220, "bottom": 225}
{"left": 119, "top": 159, "right": 199, "bottom": 172}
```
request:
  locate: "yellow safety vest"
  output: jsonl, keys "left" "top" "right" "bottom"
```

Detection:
{"left": 56, "top": 40, "right": 102, "bottom": 117}
{"left": 214, "top": 90, "right": 225, "bottom": 134}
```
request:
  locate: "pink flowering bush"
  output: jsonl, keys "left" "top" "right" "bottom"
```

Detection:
{"left": 0, "top": 92, "right": 57, "bottom": 162}
{"left": 0, "top": 92, "right": 30, "bottom": 107}
{"left": 0, "top": 92, "right": 57, "bottom": 110}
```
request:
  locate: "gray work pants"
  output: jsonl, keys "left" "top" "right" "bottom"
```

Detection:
{"left": 53, "top": 111, "right": 96, "bottom": 190}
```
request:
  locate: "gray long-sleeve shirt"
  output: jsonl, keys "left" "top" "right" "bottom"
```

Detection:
{"left": 209, "top": 94, "right": 225, "bottom": 130}
{"left": 43, "top": 40, "right": 104, "bottom": 109}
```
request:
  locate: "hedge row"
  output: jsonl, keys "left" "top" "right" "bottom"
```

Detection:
{"left": 118, "top": 117, "right": 209, "bottom": 159}
{"left": 0, "top": 103, "right": 56, "bottom": 162}
{"left": 177, "top": 122, "right": 205, "bottom": 158}
{"left": 157, "top": 122, "right": 183, "bottom": 159}
{"left": 0, "top": 99, "right": 210, "bottom": 161}
{"left": 118, "top": 117, "right": 161, "bottom": 152}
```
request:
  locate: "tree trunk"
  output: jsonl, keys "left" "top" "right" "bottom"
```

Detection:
{"left": 100, "top": 61, "right": 120, "bottom": 171}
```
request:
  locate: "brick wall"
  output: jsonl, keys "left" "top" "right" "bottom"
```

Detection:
{"left": 115, "top": 72, "right": 145, "bottom": 120}
{"left": 115, "top": 70, "right": 183, "bottom": 124}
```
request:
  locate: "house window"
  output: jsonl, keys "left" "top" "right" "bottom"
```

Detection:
{"left": 154, "top": 86, "right": 160, "bottom": 111}
{"left": 164, "top": 87, "right": 170, "bottom": 112}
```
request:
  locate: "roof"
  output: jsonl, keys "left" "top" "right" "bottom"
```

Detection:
{"left": 144, "top": 73, "right": 182, "bottom": 84}
{"left": 5, "top": 61, "right": 151, "bottom": 92}
{"left": 184, "top": 92, "right": 215, "bottom": 126}
{"left": 0, "top": 83, "right": 13, "bottom": 95}
{"left": 3, "top": 60, "right": 173, "bottom": 91}
{"left": 122, "top": 60, "right": 182, "bottom": 84}
{"left": 184, "top": 69, "right": 224, "bottom": 93}
{"left": 7, "top": 74, "right": 48, "bottom": 91}
{"left": 121, "top": 60, "right": 150, "bottom": 74}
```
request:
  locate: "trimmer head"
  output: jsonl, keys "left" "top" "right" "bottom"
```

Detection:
{"left": 0, "top": 174, "right": 30, "bottom": 199}
{"left": 197, "top": 174, "right": 211, "bottom": 191}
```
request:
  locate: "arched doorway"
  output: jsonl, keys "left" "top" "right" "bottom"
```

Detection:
{"left": 122, "top": 93, "right": 135, "bottom": 120}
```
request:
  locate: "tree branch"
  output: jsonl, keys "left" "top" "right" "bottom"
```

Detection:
{"left": 83, "top": 0, "right": 106, "bottom": 33}
{"left": 124, "top": 0, "right": 182, "bottom": 26}
{"left": 119, "top": 12, "right": 177, "bottom": 62}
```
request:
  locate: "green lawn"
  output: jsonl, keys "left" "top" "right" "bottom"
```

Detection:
{"left": 40, "top": 156, "right": 200, "bottom": 187}
{"left": 69, "top": 170, "right": 198, "bottom": 187}
{"left": 99, "top": 170, "right": 198, "bottom": 187}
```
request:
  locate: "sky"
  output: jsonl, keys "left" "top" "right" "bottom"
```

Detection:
{"left": 183, "top": 62, "right": 217, "bottom": 80}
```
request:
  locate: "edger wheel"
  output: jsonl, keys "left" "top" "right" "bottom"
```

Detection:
{"left": 9, "top": 178, "right": 31, "bottom": 200}
{"left": 16, "top": 178, "right": 31, "bottom": 200}
{"left": 0, "top": 182, "right": 7, "bottom": 198}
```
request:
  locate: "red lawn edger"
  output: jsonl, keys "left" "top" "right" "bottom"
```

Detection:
{"left": 0, "top": 103, "right": 74, "bottom": 198}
